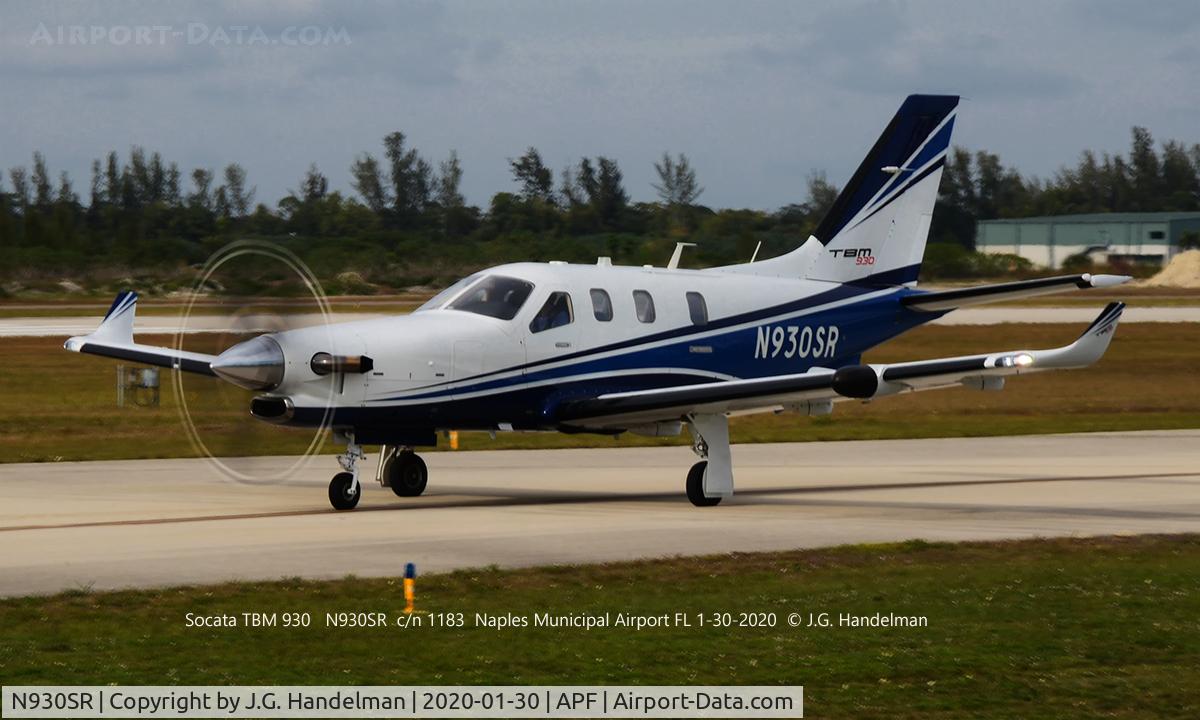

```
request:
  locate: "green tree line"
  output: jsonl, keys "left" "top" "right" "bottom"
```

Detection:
{"left": 2, "top": 126, "right": 1198, "bottom": 291}
{"left": 932, "top": 126, "right": 1200, "bottom": 248}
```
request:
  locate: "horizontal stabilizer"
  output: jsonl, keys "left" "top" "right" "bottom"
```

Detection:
{"left": 63, "top": 291, "right": 217, "bottom": 376}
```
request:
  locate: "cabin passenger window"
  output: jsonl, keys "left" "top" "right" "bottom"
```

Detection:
{"left": 445, "top": 275, "right": 534, "bottom": 320}
{"left": 529, "top": 292, "right": 574, "bottom": 333}
{"left": 686, "top": 292, "right": 708, "bottom": 326}
{"left": 590, "top": 289, "right": 613, "bottom": 321}
{"left": 633, "top": 290, "right": 656, "bottom": 323}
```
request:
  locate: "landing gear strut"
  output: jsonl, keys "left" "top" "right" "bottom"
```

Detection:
{"left": 328, "top": 435, "right": 365, "bottom": 511}
{"left": 685, "top": 414, "right": 733, "bottom": 507}
{"left": 378, "top": 445, "right": 429, "bottom": 497}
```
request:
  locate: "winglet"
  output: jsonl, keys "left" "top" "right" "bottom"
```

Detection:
{"left": 1042, "top": 301, "right": 1125, "bottom": 369}
{"left": 1077, "top": 300, "right": 1125, "bottom": 341}
{"left": 986, "top": 301, "right": 1125, "bottom": 374}
{"left": 64, "top": 290, "right": 138, "bottom": 352}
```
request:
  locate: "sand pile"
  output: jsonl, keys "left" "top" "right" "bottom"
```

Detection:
{"left": 1143, "top": 249, "right": 1200, "bottom": 288}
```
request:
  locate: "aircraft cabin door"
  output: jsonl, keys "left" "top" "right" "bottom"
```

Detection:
{"left": 523, "top": 287, "right": 581, "bottom": 372}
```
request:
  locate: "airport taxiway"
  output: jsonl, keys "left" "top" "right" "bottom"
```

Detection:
{"left": 0, "top": 430, "right": 1197, "bottom": 596}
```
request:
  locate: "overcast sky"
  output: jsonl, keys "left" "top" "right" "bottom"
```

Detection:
{"left": 3, "top": 0, "right": 1199, "bottom": 210}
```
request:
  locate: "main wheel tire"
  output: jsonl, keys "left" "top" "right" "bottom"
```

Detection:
{"left": 686, "top": 460, "right": 722, "bottom": 507}
{"left": 328, "top": 471, "right": 361, "bottom": 510}
{"left": 389, "top": 452, "right": 428, "bottom": 497}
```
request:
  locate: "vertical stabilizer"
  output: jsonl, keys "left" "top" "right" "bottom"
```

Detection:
{"left": 805, "top": 94, "right": 959, "bottom": 286}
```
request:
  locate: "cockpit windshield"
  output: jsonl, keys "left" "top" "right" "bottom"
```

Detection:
{"left": 444, "top": 275, "right": 535, "bottom": 320}
{"left": 414, "top": 273, "right": 483, "bottom": 313}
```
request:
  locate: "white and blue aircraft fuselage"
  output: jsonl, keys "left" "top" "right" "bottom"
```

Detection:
{"left": 66, "top": 95, "right": 1130, "bottom": 509}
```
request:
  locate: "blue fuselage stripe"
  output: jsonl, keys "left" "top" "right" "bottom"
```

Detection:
{"left": 297, "top": 292, "right": 943, "bottom": 432}
{"left": 380, "top": 284, "right": 900, "bottom": 403}
{"left": 397, "top": 278, "right": 878, "bottom": 398}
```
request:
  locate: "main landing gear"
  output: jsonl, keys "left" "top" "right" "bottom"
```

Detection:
{"left": 685, "top": 461, "right": 718, "bottom": 507}
{"left": 685, "top": 414, "right": 734, "bottom": 507}
{"left": 378, "top": 444, "right": 429, "bottom": 498}
{"left": 326, "top": 424, "right": 729, "bottom": 510}
{"left": 326, "top": 439, "right": 431, "bottom": 510}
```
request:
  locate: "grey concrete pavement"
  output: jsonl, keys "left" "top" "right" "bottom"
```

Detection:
{"left": 0, "top": 430, "right": 1197, "bottom": 596}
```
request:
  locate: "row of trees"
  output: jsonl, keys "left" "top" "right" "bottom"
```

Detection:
{"left": 932, "top": 127, "right": 1200, "bottom": 246}
{"left": 0, "top": 131, "right": 738, "bottom": 280}
{"left": 2, "top": 125, "right": 1198, "bottom": 285}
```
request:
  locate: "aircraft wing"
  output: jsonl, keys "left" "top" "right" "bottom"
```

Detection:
{"left": 902, "top": 273, "right": 1129, "bottom": 312}
{"left": 62, "top": 291, "right": 217, "bottom": 376}
{"left": 557, "top": 302, "right": 1125, "bottom": 430}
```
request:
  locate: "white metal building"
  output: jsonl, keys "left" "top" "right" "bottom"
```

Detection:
{"left": 976, "top": 212, "right": 1200, "bottom": 269}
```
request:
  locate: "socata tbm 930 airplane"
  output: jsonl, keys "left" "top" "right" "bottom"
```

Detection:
{"left": 65, "top": 94, "right": 1130, "bottom": 509}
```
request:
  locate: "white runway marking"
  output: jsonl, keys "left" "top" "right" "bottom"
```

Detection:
{"left": 928, "top": 306, "right": 1200, "bottom": 325}
{"left": 0, "top": 313, "right": 379, "bottom": 337}
{"left": 0, "top": 430, "right": 1196, "bottom": 596}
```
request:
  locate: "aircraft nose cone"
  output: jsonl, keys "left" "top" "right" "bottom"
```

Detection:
{"left": 210, "top": 335, "right": 285, "bottom": 390}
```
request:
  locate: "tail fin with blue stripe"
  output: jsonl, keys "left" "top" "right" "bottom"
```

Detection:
{"left": 805, "top": 94, "right": 959, "bottom": 286}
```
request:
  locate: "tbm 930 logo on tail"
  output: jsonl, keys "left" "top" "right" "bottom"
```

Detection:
{"left": 829, "top": 247, "right": 876, "bottom": 265}
{"left": 754, "top": 324, "right": 840, "bottom": 359}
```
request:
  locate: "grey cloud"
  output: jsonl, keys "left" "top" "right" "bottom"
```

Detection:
{"left": 1, "top": 0, "right": 1197, "bottom": 211}
{"left": 730, "top": 4, "right": 1081, "bottom": 102}
{"left": 1069, "top": 0, "right": 1200, "bottom": 33}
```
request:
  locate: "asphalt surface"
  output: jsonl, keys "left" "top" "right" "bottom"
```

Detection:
{"left": 1, "top": 430, "right": 1197, "bottom": 596}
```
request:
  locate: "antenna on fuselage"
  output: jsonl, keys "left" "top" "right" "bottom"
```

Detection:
{"left": 749, "top": 240, "right": 762, "bottom": 263}
{"left": 667, "top": 242, "right": 696, "bottom": 270}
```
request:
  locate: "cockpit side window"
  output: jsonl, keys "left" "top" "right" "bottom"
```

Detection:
{"left": 445, "top": 275, "right": 534, "bottom": 320}
{"left": 529, "top": 291, "right": 574, "bottom": 333}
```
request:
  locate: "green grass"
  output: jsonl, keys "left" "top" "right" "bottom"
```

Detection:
{"left": 1, "top": 321, "right": 1197, "bottom": 463}
{"left": 1, "top": 535, "right": 1197, "bottom": 718}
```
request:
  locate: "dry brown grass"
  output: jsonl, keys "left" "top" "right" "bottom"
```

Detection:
{"left": 1, "top": 322, "right": 1197, "bottom": 462}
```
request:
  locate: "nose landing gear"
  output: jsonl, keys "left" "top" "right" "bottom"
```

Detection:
{"left": 328, "top": 435, "right": 366, "bottom": 511}
{"left": 328, "top": 471, "right": 360, "bottom": 510}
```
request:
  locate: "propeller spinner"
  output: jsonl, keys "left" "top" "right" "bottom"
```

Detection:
{"left": 210, "top": 334, "right": 286, "bottom": 390}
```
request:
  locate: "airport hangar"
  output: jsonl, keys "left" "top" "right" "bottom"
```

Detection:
{"left": 976, "top": 211, "right": 1200, "bottom": 269}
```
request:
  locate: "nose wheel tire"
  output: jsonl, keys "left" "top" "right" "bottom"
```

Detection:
{"left": 328, "top": 471, "right": 361, "bottom": 510}
{"left": 388, "top": 452, "right": 429, "bottom": 497}
{"left": 686, "top": 461, "right": 722, "bottom": 507}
